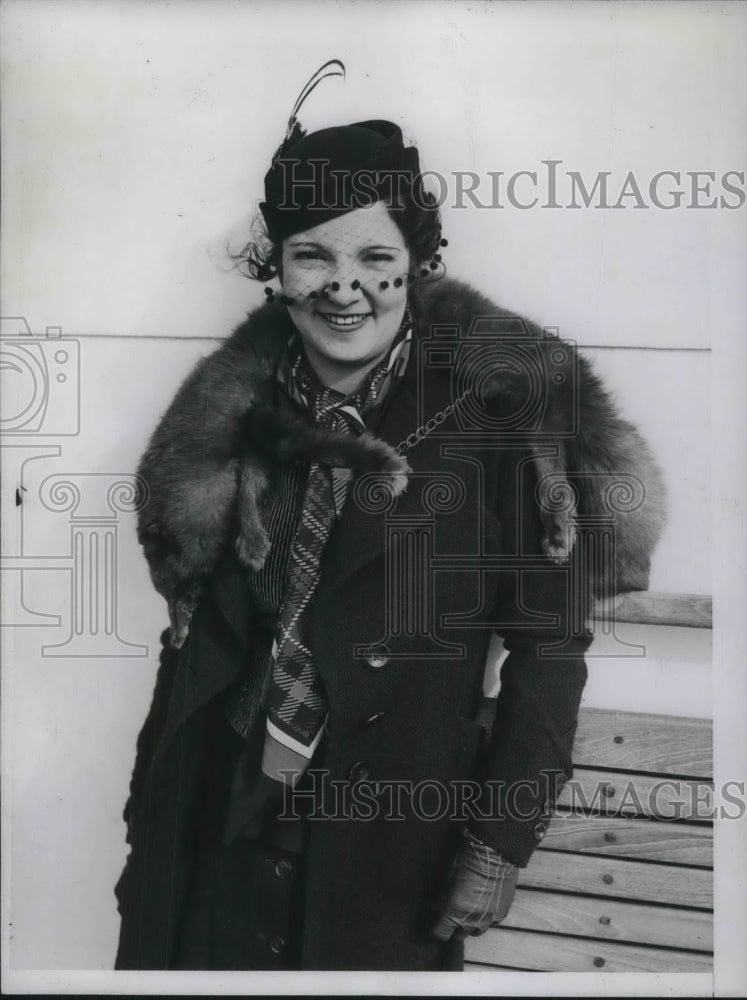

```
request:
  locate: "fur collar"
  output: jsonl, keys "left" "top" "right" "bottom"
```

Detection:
{"left": 137, "top": 277, "right": 667, "bottom": 645}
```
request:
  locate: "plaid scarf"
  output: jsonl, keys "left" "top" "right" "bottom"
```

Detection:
{"left": 256, "top": 312, "right": 412, "bottom": 789}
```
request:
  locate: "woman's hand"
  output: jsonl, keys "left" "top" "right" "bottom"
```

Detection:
{"left": 430, "top": 827, "right": 519, "bottom": 942}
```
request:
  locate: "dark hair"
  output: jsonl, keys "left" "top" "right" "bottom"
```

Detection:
{"left": 230, "top": 172, "right": 445, "bottom": 284}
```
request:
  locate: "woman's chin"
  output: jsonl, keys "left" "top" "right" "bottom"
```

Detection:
{"left": 313, "top": 334, "right": 386, "bottom": 368}
{"left": 322, "top": 349, "right": 380, "bottom": 370}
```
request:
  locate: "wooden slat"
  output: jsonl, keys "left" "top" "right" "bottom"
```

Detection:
{"left": 574, "top": 707, "right": 712, "bottom": 777}
{"left": 520, "top": 850, "right": 712, "bottom": 908}
{"left": 465, "top": 928, "right": 713, "bottom": 972}
{"left": 591, "top": 591, "right": 712, "bottom": 629}
{"left": 537, "top": 814, "right": 713, "bottom": 866}
{"left": 559, "top": 768, "right": 714, "bottom": 821}
{"left": 501, "top": 888, "right": 713, "bottom": 952}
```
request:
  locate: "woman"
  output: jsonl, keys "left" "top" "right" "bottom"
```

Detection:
{"left": 115, "top": 63, "right": 666, "bottom": 972}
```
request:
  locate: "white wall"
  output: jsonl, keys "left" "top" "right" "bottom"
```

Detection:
{"left": 2, "top": 0, "right": 745, "bottom": 981}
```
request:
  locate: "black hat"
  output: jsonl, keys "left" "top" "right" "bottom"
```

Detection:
{"left": 260, "top": 119, "right": 421, "bottom": 243}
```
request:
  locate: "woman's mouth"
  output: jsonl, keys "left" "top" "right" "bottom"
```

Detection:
{"left": 318, "top": 312, "right": 371, "bottom": 330}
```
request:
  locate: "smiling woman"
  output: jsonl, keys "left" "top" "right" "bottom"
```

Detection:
{"left": 115, "top": 61, "right": 667, "bottom": 972}
{"left": 282, "top": 204, "right": 411, "bottom": 391}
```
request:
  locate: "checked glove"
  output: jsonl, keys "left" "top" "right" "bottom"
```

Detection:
{"left": 431, "top": 827, "right": 519, "bottom": 942}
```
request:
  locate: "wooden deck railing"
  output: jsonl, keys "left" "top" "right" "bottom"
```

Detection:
{"left": 466, "top": 591, "right": 714, "bottom": 974}
{"left": 591, "top": 591, "right": 712, "bottom": 629}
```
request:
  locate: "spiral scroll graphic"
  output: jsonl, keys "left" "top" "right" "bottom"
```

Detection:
{"left": 536, "top": 474, "right": 579, "bottom": 515}
{"left": 107, "top": 475, "right": 149, "bottom": 514}
{"left": 40, "top": 477, "right": 82, "bottom": 514}
{"left": 603, "top": 475, "right": 646, "bottom": 514}
{"left": 422, "top": 474, "right": 466, "bottom": 516}
{"left": 353, "top": 473, "right": 400, "bottom": 514}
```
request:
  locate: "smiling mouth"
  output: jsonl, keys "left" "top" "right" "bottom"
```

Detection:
{"left": 318, "top": 312, "right": 371, "bottom": 328}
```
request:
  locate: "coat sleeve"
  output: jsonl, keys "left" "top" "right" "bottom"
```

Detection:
{"left": 468, "top": 447, "right": 593, "bottom": 867}
{"left": 122, "top": 628, "right": 181, "bottom": 845}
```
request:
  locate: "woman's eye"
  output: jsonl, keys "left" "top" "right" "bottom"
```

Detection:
{"left": 362, "top": 253, "right": 395, "bottom": 265}
{"left": 293, "top": 251, "right": 324, "bottom": 261}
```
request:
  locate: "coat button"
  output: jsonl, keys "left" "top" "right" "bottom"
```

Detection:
{"left": 348, "top": 760, "right": 372, "bottom": 782}
{"left": 363, "top": 644, "right": 390, "bottom": 669}
{"left": 269, "top": 934, "right": 286, "bottom": 954}
{"left": 533, "top": 821, "right": 548, "bottom": 841}
{"left": 361, "top": 711, "right": 386, "bottom": 728}
{"left": 274, "top": 859, "right": 293, "bottom": 879}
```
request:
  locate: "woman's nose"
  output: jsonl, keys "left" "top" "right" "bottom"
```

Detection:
{"left": 321, "top": 277, "right": 363, "bottom": 304}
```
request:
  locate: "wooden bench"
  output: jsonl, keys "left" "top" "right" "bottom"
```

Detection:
{"left": 465, "top": 592, "right": 713, "bottom": 974}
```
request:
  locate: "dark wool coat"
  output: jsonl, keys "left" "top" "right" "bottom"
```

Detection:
{"left": 114, "top": 278, "right": 666, "bottom": 971}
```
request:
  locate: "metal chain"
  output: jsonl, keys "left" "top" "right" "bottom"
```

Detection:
{"left": 396, "top": 387, "right": 475, "bottom": 456}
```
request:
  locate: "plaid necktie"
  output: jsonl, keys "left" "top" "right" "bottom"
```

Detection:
{"left": 261, "top": 317, "right": 412, "bottom": 787}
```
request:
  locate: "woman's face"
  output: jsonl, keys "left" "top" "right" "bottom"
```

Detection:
{"left": 281, "top": 201, "right": 410, "bottom": 391}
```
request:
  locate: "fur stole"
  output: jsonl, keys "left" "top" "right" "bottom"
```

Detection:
{"left": 136, "top": 277, "right": 667, "bottom": 646}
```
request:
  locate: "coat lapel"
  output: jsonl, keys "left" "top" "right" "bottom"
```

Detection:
{"left": 314, "top": 349, "right": 456, "bottom": 609}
